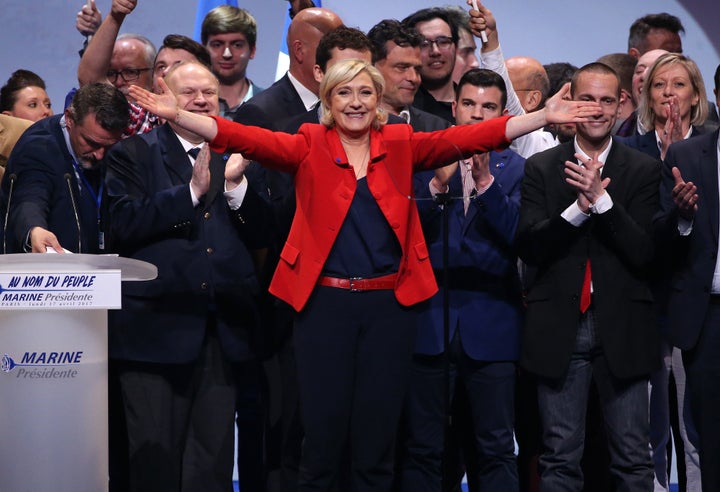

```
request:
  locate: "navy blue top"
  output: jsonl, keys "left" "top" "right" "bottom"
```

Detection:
{"left": 322, "top": 177, "right": 401, "bottom": 278}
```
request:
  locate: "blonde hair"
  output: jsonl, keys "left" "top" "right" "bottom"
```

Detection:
{"left": 319, "top": 59, "right": 387, "bottom": 129}
{"left": 639, "top": 53, "right": 708, "bottom": 129}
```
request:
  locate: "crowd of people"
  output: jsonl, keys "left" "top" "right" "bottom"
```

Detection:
{"left": 1, "top": 0, "right": 720, "bottom": 491}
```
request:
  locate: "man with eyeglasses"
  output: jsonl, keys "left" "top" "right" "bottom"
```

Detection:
{"left": 78, "top": 0, "right": 159, "bottom": 138}
{"left": 402, "top": 8, "right": 459, "bottom": 124}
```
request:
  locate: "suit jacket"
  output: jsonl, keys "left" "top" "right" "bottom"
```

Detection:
{"left": 1, "top": 114, "right": 101, "bottom": 253}
{"left": 0, "top": 114, "right": 31, "bottom": 175}
{"left": 104, "top": 123, "right": 272, "bottom": 363}
{"left": 413, "top": 149, "right": 525, "bottom": 360}
{"left": 619, "top": 125, "right": 710, "bottom": 160}
{"left": 655, "top": 129, "right": 720, "bottom": 350}
{"left": 516, "top": 139, "right": 661, "bottom": 379}
{"left": 407, "top": 106, "right": 451, "bottom": 132}
{"left": 412, "top": 85, "right": 454, "bottom": 124}
{"left": 233, "top": 73, "right": 307, "bottom": 130}
{"left": 210, "top": 115, "right": 512, "bottom": 312}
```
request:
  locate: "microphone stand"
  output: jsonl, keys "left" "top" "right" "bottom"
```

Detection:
{"left": 432, "top": 190, "right": 454, "bottom": 491}
{"left": 3, "top": 173, "right": 17, "bottom": 254}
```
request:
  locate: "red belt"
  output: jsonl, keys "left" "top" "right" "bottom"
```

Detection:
{"left": 317, "top": 273, "right": 397, "bottom": 292}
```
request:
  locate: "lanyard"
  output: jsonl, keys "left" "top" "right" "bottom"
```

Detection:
{"left": 71, "top": 159, "right": 103, "bottom": 220}
{"left": 71, "top": 160, "right": 105, "bottom": 250}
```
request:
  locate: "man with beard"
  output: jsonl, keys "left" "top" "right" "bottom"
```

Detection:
{"left": 201, "top": 5, "right": 264, "bottom": 120}
{"left": 402, "top": 8, "right": 458, "bottom": 123}
{"left": 1, "top": 83, "right": 128, "bottom": 253}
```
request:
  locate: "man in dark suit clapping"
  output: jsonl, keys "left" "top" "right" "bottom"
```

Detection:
{"left": 104, "top": 61, "right": 272, "bottom": 491}
{"left": 516, "top": 62, "right": 660, "bottom": 491}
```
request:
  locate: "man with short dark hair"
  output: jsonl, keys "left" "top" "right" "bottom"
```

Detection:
{"left": 153, "top": 34, "right": 212, "bottom": 78}
{"left": 517, "top": 62, "right": 660, "bottom": 491}
{"left": 368, "top": 19, "right": 449, "bottom": 132}
{"left": 2, "top": 83, "right": 129, "bottom": 254}
{"left": 201, "top": 5, "right": 263, "bottom": 120}
{"left": 596, "top": 53, "right": 637, "bottom": 134}
{"left": 402, "top": 7, "right": 459, "bottom": 123}
{"left": 402, "top": 68, "right": 523, "bottom": 492}
{"left": 627, "top": 13, "right": 684, "bottom": 58}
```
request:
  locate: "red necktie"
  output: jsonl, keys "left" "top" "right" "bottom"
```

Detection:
{"left": 580, "top": 259, "right": 592, "bottom": 313}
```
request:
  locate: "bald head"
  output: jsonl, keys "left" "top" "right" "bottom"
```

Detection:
{"left": 506, "top": 56, "right": 550, "bottom": 112}
{"left": 287, "top": 8, "right": 343, "bottom": 95}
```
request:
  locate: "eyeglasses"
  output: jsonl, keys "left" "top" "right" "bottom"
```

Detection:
{"left": 419, "top": 36, "right": 454, "bottom": 52}
{"left": 106, "top": 68, "right": 152, "bottom": 83}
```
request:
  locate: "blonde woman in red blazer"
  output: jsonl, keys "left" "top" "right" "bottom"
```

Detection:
{"left": 130, "top": 59, "right": 600, "bottom": 491}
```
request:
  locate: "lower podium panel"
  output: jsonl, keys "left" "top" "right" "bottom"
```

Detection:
{"left": 0, "top": 309, "right": 108, "bottom": 492}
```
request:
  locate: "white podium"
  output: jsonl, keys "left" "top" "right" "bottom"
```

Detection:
{"left": 0, "top": 253, "right": 156, "bottom": 492}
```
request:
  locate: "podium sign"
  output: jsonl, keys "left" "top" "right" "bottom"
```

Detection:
{"left": 0, "top": 254, "right": 155, "bottom": 492}
{"left": 0, "top": 270, "right": 120, "bottom": 309}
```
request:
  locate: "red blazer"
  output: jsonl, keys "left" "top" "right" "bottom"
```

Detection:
{"left": 211, "top": 115, "right": 511, "bottom": 312}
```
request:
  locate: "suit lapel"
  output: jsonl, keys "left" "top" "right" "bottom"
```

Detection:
{"left": 602, "top": 140, "right": 629, "bottom": 197}
{"left": 555, "top": 142, "right": 578, "bottom": 208}
{"left": 159, "top": 124, "right": 193, "bottom": 185}
{"left": 699, "top": 132, "right": 720, "bottom": 242}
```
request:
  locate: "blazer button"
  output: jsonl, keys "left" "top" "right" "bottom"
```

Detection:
{"left": 206, "top": 247, "right": 213, "bottom": 254}
{"left": 204, "top": 212, "right": 211, "bottom": 220}
{"left": 200, "top": 282, "right": 208, "bottom": 290}
{"left": 571, "top": 294, "right": 579, "bottom": 302}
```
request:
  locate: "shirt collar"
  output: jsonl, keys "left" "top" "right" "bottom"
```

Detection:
{"left": 287, "top": 71, "right": 319, "bottom": 111}
{"left": 59, "top": 114, "right": 81, "bottom": 165}
{"left": 573, "top": 136, "right": 613, "bottom": 167}
{"left": 654, "top": 127, "right": 693, "bottom": 153}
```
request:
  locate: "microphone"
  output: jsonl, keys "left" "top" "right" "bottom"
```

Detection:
{"left": 3, "top": 173, "right": 16, "bottom": 254}
{"left": 64, "top": 173, "right": 82, "bottom": 253}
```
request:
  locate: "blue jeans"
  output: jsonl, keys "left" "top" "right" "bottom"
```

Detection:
{"left": 536, "top": 309, "right": 653, "bottom": 492}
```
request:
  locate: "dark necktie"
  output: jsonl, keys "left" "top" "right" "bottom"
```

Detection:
{"left": 187, "top": 147, "right": 201, "bottom": 160}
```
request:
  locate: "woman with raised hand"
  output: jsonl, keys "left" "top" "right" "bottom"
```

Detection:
{"left": 129, "top": 59, "right": 600, "bottom": 491}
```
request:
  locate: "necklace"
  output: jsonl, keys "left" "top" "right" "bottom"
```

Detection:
{"left": 353, "top": 146, "right": 370, "bottom": 179}
{"left": 340, "top": 137, "right": 371, "bottom": 179}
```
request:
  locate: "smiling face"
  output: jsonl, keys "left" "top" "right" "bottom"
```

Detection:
{"left": 648, "top": 62, "right": 699, "bottom": 127}
{"left": 572, "top": 71, "right": 620, "bottom": 152}
{"left": 329, "top": 71, "right": 378, "bottom": 139}
{"left": 5, "top": 86, "right": 52, "bottom": 122}
{"left": 205, "top": 32, "right": 256, "bottom": 85}
{"left": 374, "top": 42, "right": 422, "bottom": 114}
{"left": 166, "top": 64, "right": 220, "bottom": 118}
{"left": 415, "top": 18, "right": 456, "bottom": 90}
